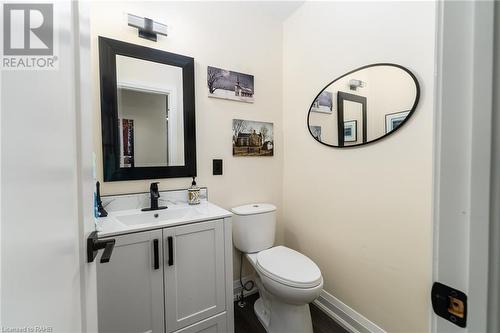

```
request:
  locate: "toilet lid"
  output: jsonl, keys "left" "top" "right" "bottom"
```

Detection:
{"left": 231, "top": 203, "right": 276, "bottom": 216}
{"left": 256, "top": 246, "right": 322, "bottom": 288}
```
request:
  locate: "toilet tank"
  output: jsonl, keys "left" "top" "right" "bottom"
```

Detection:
{"left": 231, "top": 203, "right": 276, "bottom": 253}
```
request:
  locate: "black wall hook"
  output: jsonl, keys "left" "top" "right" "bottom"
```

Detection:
{"left": 87, "top": 231, "right": 115, "bottom": 263}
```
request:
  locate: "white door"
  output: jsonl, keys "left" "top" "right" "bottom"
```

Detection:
{"left": 1, "top": 1, "right": 97, "bottom": 332}
{"left": 164, "top": 220, "right": 226, "bottom": 333}
{"left": 97, "top": 230, "right": 165, "bottom": 333}
{"left": 432, "top": 1, "right": 494, "bottom": 332}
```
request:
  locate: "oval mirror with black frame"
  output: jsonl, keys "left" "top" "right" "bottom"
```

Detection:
{"left": 307, "top": 63, "right": 420, "bottom": 148}
{"left": 99, "top": 37, "right": 196, "bottom": 181}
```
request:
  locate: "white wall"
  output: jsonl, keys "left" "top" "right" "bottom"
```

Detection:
{"left": 90, "top": 1, "right": 285, "bottom": 278}
{"left": 118, "top": 89, "right": 168, "bottom": 166}
{"left": 282, "top": 2, "right": 435, "bottom": 332}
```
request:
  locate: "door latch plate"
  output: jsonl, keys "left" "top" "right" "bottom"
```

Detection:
{"left": 431, "top": 282, "right": 467, "bottom": 328}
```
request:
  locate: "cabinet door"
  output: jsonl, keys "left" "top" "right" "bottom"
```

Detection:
{"left": 97, "top": 230, "right": 164, "bottom": 333}
{"left": 165, "top": 220, "right": 226, "bottom": 332}
{"left": 173, "top": 312, "right": 227, "bottom": 333}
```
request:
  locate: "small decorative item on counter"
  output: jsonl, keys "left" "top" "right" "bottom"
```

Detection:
{"left": 188, "top": 177, "right": 201, "bottom": 205}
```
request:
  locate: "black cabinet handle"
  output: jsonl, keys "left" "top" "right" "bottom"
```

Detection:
{"left": 153, "top": 239, "right": 159, "bottom": 270}
{"left": 100, "top": 241, "right": 115, "bottom": 263}
{"left": 87, "top": 231, "right": 115, "bottom": 263}
{"left": 167, "top": 236, "right": 174, "bottom": 266}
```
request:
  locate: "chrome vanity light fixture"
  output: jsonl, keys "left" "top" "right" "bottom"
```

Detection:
{"left": 349, "top": 79, "right": 365, "bottom": 91}
{"left": 127, "top": 14, "right": 168, "bottom": 42}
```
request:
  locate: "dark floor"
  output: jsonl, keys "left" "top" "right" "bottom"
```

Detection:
{"left": 234, "top": 293, "right": 348, "bottom": 333}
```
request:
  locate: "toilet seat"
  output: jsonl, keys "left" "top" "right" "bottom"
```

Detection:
{"left": 255, "top": 246, "right": 322, "bottom": 288}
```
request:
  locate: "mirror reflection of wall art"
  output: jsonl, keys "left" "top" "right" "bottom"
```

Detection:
{"left": 232, "top": 119, "right": 273, "bottom": 157}
{"left": 311, "top": 91, "right": 333, "bottom": 113}
{"left": 120, "top": 119, "right": 135, "bottom": 168}
{"left": 344, "top": 120, "right": 357, "bottom": 142}
{"left": 307, "top": 63, "right": 420, "bottom": 148}
{"left": 385, "top": 111, "right": 410, "bottom": 133}
{"left": 207, "top": 66, "right": 254, "bottom": 103}
{"left": 310, "top": 126, "right": 322, "bottom": 141}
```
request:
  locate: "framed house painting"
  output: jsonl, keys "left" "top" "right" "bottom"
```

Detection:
{"left": 232, "top": 119, "right": 273, "bottom": 156}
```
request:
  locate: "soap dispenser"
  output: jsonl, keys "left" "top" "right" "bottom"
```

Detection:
{"left": 188, "top": 177, "right": 200, "bottom": 205}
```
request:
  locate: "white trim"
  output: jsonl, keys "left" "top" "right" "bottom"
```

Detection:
{"left": 431, "top": 1, "right": 494, "bottom": 332}
{"left": 313, "top": 290, "right": 386, "bottom": 333}
{"left": 488, "top": 3, "right": 500, "bottom": 331}
{"left": 233, "top": 285, "right": 386, "bottom": 333}
{"left": 233, "top": 275, "right": 258, "bottom": 301}
{"left": 74, "top": 1, "right": 98, "bottom": 331}
{"left": 223, "top": 217, "right": 235, "bottom": 333}
{"left": 117, "top": 81, "right": 171, "bottom": 95}
{"left": 430, "top": 2, "right": 443, "bottom": 331}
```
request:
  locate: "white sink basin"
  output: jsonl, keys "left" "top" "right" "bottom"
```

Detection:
{"left": 115, "top": 207, "right": 197, "bottom": 226}
{"left": 96, "top": 197, "right": 232, "bottom": 238}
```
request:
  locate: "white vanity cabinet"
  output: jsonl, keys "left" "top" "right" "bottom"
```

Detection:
{"left": 97, "top": 215, "right": 233, "bottom": 333}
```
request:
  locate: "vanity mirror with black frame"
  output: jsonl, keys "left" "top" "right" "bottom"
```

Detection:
{"left": 307, "top": 63, "right": 420, "bottom": 148}
{"left": 99, "top": 37, "right": 196, "bottom": 181}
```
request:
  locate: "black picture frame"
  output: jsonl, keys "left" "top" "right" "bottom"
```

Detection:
{"left": 307, "top": 63, "right": 420, "bottom": 148}
{"left": 99, "top": 37, "right": 196, "bottom": 181}
{"left": 337, "top": 92, "right": 367, "bottom": 146}
{"left": 344, "top": 120, "right": 358, "bottom": 142}
{"left": 385, "top": 110, "right": 411, "bottom": 133}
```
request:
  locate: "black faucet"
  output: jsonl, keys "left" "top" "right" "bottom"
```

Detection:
{"left": 142, "top": 182, "right": 168, "bottom": 211}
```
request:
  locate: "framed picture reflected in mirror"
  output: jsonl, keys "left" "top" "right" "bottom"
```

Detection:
{"left": 385, "top": 111, "right": 410, "bottom": 133}
{"left": 310, "top": 91, "right": 333, "bottom": 114}
{"left": 344, "top": 120, "right": 357, "bottom": 142}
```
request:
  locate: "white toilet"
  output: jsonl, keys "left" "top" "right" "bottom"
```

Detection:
{"left": 231, "top": 203, "right": 323, "bottom": 333}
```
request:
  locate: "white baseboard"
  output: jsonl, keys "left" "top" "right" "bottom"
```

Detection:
{"left": 233, "top": 275, "right": 258, "bottom": 301}
{"left": 232, "top": 282, "right": 385, "bottom": 333}
{"left": 313, "top": 290, "right": 387, "bottom": 333}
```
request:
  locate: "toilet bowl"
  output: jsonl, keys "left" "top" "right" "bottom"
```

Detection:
{"left": 246, "top": 247, "right": 323, "bottom": 333}
{"left": 232, "top": 204, "right": 323, "bottom": 333}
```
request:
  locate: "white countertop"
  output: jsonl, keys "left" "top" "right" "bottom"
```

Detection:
{"left": 96, "top": 200, "right": 232, "bottom": 238}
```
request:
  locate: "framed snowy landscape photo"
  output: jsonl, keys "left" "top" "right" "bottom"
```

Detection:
{"left": 207, "top": 66, "right": 254, "bottom": 103}
{"left": 310, "top": 91, "right": 333, "bottom": 113}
